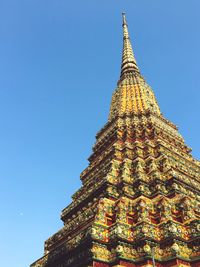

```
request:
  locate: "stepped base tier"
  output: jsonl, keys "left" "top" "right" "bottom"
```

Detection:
{"left": 31, "top": 13, "right": 200, "bottom": 267}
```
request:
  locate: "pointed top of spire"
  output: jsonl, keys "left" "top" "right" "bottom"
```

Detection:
{"left": 120, "top": 13, "right": 140, "bottom": 80}
{"left": 108, "top": 14, "right": 161, "bottom": 121}
{"left": 122, "top": 12, "right": 127, "bottom": 26}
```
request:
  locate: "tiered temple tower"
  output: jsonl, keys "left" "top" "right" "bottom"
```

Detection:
{"left": 31, "top": 14, "right": 200, "bottom": 267}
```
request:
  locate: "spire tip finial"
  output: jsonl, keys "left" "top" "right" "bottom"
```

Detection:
{"left": 122, "top": 12, "right": 127, "bottom": 26}
{"left": 120, "top": 12, "right": 140, "bottom": 78}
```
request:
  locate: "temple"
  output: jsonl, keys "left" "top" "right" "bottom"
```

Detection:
{"left": 31, "top": 14, "right": 200, "bottom": 267}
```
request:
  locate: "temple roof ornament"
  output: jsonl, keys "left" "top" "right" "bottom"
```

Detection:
{"left": 109, "top": 13, "right": 161, "bottom": 121}
{"left": 120, "top": 12, "right": 140, "bottom": 78}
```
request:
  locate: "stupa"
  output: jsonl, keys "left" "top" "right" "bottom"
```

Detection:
{"left": 31, "top": 13, "right": 200, "bottom": 267}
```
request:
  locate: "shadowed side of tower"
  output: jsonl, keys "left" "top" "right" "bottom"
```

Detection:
{"left": 31, "top": 14, "right": 200, "bottom": 267}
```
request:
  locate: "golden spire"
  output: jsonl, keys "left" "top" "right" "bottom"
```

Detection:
{"left": 108, "top": 13, "right": 161, "bottom": 121}
{"left": 120, "top": 12, "right": 140, "bottom": 79}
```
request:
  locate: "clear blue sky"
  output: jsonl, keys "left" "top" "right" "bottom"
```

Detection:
{"left": 0, "top": 1, "right": 199, "bottom": 266}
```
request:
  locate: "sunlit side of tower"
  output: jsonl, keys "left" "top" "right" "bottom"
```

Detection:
{"left": 31, "top": 14, "right": 200, "bottom": 267}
